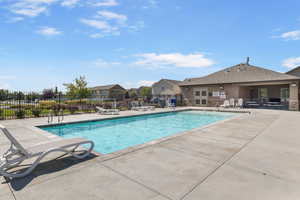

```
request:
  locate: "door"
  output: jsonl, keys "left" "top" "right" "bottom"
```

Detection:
{"left": 194, "top": 88, "right": 208, "bottom": 106}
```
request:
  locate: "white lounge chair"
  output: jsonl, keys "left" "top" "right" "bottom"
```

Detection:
{"left": 96, "top": 106, "right": 119, "bottom": 115}
{"left": 131, "top": 106, "right": 147, "bottom": 111}
{"left": 237, "top": 98, "right": 244, "bottom": 108}
{"left": 220, "top": 100, "right": 230, "bottom": 108}
{"left": 131, "top": 102, "right": 154, "bottom": 111}
{"left": 166, "top": 101, "right": 175, "bottom": 110}
{"left": 0, "top": 124, "right": 94, "bottom": 178}
{"left": 229, "top": 98, "right": 235, "bottom": 107}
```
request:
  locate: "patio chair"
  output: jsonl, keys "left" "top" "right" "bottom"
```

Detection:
{"left": 166, "top": 101, "right": 175, "bottom": 110}
{"left": 220, "top": 100, "right": 230, "bottom": 108}
{"left": 229, "top": 98, "right": 235, "bottom": 107}
{"left": 237, "top": 98, "right": 244, "bottom": 108}
{"left": 0, "top": 124, "right": 94, "bottom": 178}
{"left": 96, "top": 106, "right": 119, "bottom": 115}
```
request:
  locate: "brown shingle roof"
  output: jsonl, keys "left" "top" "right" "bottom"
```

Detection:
{"left": 159, "top": 79, "right": 182, "bottom": 85}
{"left": 286, "top": 66, "right": 300, "bottom": 75}
{"left": 90, "top": 84, "right": 124, "bottom": 90}
{"left": 180, "top": 63, "right": 300, "bottom": 86}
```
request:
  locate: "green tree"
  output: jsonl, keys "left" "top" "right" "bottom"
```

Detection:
{"left": 42, "top": 89, "right": 55, "bottom": 100}
{"left": 64, "top": 76, "right": 91, "bottom": 100}
{"left": 139, "top": 87, "right": 152, "bottom": 99}
{"left": 27, "top": 92, "right": 41, "bottom": 101}
{"left": 0, "top": 89, "right": 9, "bottom": 101}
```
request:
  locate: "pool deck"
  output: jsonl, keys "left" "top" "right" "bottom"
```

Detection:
{"left": 1, "top": 107, "right": 300, "bottom": 200}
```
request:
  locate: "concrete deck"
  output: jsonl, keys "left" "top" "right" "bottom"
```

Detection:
{"left": 1, "top": 107, "right": 300, "bottom": 200}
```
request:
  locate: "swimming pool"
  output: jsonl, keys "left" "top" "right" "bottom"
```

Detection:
{"left": 41, "top": 111, "right": 236, "bottom": 154}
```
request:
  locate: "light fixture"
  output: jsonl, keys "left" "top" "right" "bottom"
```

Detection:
{"left": 291, "top": 83, "right": 297, "bottom": 87}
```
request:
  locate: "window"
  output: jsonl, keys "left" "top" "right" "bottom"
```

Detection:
{"left": 195, "top": 99, "right": 201, "bottom": 104}
{"left": 258, "top": 88, "right": 268, "bottom": 98}
{"left": 209, "top": 92, "right": 213, "bottom": 97}
{"left": 202, "top": 99, "right": 207, "bottom": 105}
{"left": 201, "top": 90, "right": 207, "bottom": 96}
{"left": 280, "top": 88, "right": 289, "bottom": 102}
{"left": 195, "top": 91, "right": 200, "bottom": 96}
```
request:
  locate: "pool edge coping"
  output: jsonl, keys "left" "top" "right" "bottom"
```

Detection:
{"left": 34, "top": 108, "right": 250, "bottom": 159}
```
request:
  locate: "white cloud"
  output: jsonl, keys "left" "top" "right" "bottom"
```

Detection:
{"left": 80, "top": 18, "right": 121, "bottom": 37}
{"left": 123, "top": 80, "right": 155, "bottom": 89}
{"left": 279, "top": 30, "right": 300, "bottom": 40}
{"left": 92, "top": 58, "right": 120, "bottom": 67}
{"left": 37, "top": 26, "right": 62, "bottom": 36}
{"left": 12, "top": 6, "right": 47, "bottom": 17}
{"left": 97, "top": 10, "right": 127, "bottom": 23}
{"left": 134, "top": 53, "right": 215, "bottom": 68}
{"left": 80, "top": 18, "right": 112, "bottom": 31}
{"left": 90, "top": 0, "right": 118, "bottom": 7}
{"left": 282, "top": 57, "right": 300, "bottom": 69}
{"left": 9, "top": 0, "right": 58, "bottom": 17}
{"left": 61, "top": 0, "right": 80, "bottom": 7}
{"left": 137, "top": 80, "right": 155, "bottom": 86}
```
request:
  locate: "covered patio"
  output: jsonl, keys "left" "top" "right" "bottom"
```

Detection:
{"left": 237, "top": 81, "right": 299, "bottom": 110}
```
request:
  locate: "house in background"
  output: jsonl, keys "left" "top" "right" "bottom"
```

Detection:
{"left": 286, "top": 66, "right": 300, "bottom": 77}
{"left": 180, "top": 63, "right": 300, "bottom": 111}
{"left": 90, "top": 84, "right": 127, "bottom": 101}
{"left": 152, "top": 79, "right": 182, "bottom": 103}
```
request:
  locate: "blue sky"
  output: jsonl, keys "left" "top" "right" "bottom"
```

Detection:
{"left": 0, "top": 0, "right": 300, "bottom": 91}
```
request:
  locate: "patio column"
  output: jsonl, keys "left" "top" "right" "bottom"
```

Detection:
{"left": 289, "top": 82, "right": 299, "bottom": 111}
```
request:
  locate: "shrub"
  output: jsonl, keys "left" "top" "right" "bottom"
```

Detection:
{"left": 10, "top": 104, "right": 35, "bottom": 110}
{"left": 15, "top": 109, "right": 26, "bottom": 119}
{"left": 39, "top": 100, "right": 57, "bottom": 109}
{"left": 0, "top": 109, "right": 3, "bottom": 120}
{"left": 67, "top": 106, "right": 78, "bottom": 114}
{"left": 65, "top": 99, "right": 88, "bottom": 105}
{"left": 32, "top": 108, "right": 41, "bottom": 117}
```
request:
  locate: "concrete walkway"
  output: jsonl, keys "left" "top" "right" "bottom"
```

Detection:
{"left": 1, "top": 108, "right": 300, "bottom": 200}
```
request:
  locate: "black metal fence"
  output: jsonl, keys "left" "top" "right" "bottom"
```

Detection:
{"left": 0, "top": 91, "right": 133, "bottom": 120}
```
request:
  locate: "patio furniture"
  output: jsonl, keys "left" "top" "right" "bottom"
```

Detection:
{"left": 245, "top": 100, "right": 260, "bottom": 108}
{"left": 166, "top": 101, "right": 175, "bottom": 110}
{"left": 220, "top": 100, "right": 230, "bottom": 108}
{"left": 131, "top": 106, "right": 149, "bottom": 111}
{"left": 96, "top": 106, "right": 119, "bottom": 115}
{"left": 229, "top": 98, "right": 235, "bottom": 107}
{"left": 237, "top": 98, "right": 244, "bottom": 108}
{"left": 0, "top": 124, "right": 94, "bottom": 178}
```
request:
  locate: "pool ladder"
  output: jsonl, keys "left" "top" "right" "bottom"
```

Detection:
{"left": 48, "top": 110, "right": 64, "bottom": 123}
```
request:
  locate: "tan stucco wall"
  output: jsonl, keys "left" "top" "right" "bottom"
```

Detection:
{"left": 289, "top": 82, "right": 299, "bottom": 111}
{"left": 181, "top": 82, "right": 299, "bottom": 110}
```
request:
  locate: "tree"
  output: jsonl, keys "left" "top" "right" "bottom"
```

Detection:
{"left": 128, "top": 89, "right": 138, "bottom": 99}
{"left": 64, "top": 76, "right": 91, "bottom": 100}
{"left": 27, "top": 92, "right": 40, "bottom": 101}
{"left": 42, "top": 89, "right": 55, "bottom": 100}
{"left": 0, "top": 89, "right": 9, "bottom": 101}
{"left": 139, "top": 87, "right": 152, "bottom": 100}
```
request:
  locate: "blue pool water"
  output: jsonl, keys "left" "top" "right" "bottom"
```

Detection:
{"left": 41, "top": 111, "right": 235, "bottom": 154}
